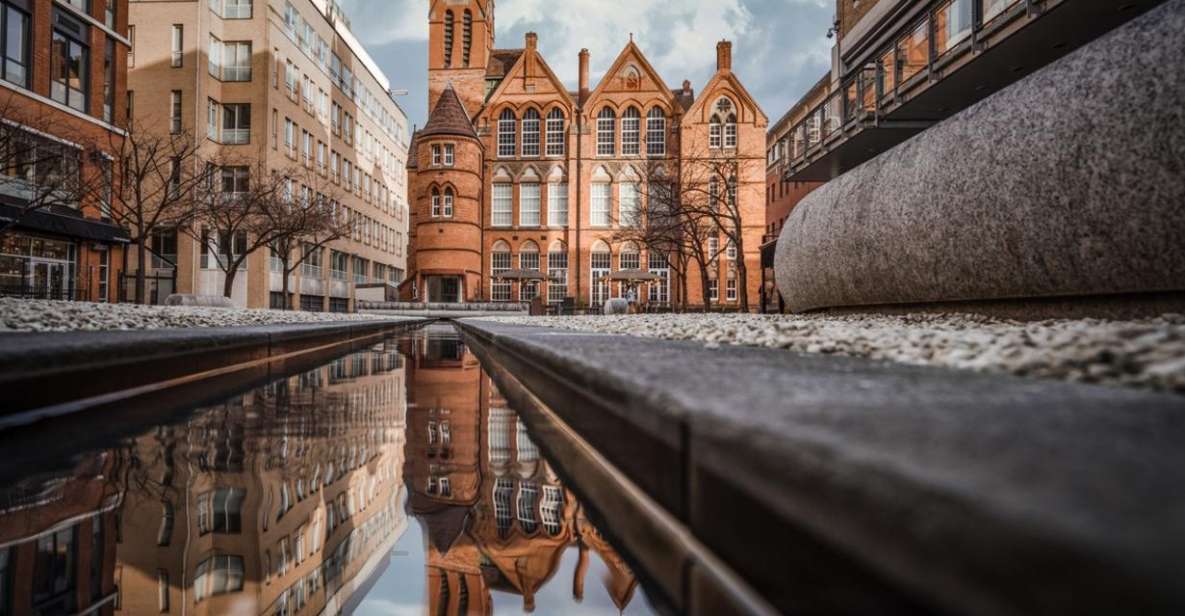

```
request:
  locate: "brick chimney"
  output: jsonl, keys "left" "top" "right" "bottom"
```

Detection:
{"left": 717, "top": 40, "right": 733, "bottom": 72}
{"left": 579, "top": 49, "right": 590, "bottom": 102}
{"left": 682, "top": 80, "right": 692, "bottom": 95}
{"left": 525, "top": 32, "right": 538, "bottom": 77}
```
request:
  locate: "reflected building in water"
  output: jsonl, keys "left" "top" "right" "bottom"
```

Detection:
{"left": 405, "top": 326, "right": 640, "bottom": 614}
{"left": 0, "top": 341, "right": 411, "bottom": 616}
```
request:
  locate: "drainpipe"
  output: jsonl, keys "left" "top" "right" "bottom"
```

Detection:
{"left": 575, "top": 49, "right": 589, "bottom": 305}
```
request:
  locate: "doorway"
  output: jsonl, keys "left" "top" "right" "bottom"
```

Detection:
{"left": 426, "top": 276, "right": 462, "bottom": 303}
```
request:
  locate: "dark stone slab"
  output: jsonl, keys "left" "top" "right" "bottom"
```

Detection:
{"left": 775, "top": 0, "right": 1185, "bottom": 313}
{"left": 457, "top": 319, "right": 1185, "bottom": 615}
{"left": 0, "top": 318, "right": 424, "bottom": 418}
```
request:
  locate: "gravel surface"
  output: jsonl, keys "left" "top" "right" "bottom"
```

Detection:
{"left": 0, "top": 298, "right": 392, "bottom": 332}
{"left": 478, "top": 313, "right": 1185, "bottom": 393}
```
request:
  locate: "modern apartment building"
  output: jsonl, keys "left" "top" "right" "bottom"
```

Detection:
{"left": 0, "top": 0, "right": 130, "bottom": 302}
{"left": 127, "top": 0, "right": 409, "bottom": 310}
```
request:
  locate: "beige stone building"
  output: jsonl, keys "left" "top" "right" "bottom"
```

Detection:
{"left": 127, "top": 0, "right": 410, "bottom": 309}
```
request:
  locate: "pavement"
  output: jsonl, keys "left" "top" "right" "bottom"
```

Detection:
{"left": 483, "top": 313, "right": 1185, "bottom": 393}
{"left": 459, "top": 317, "right": 1185, "bottom": 616}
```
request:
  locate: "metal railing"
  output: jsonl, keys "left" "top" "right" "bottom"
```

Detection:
{"left": 783, "top": 0, "right": 1031, "bottom": 171}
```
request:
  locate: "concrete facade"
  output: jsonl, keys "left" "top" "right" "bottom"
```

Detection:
{"left": 127, "top": 0, "right": 409, "bottom": 310}
{"left": 407, "top": 0, "right": 768, "bottom": 310}
{"left": 775, "top": 0, "right": 1185, "bottom": 314}
{"left": 0, "top": 0, "right": 130, "bottom": 303}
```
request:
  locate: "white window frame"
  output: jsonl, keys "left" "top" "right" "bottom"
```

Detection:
{"left": 621, "top": 107, "right": 641, "bottom": 155}
{"left": 547, "top": 182, "right": 567, "bottom": 227}
{"left": 596, "top": 108, "right": 615, "bottom": 157}
{"left": 646, "top": 107, "right": 666, "bottom": 156}
{"left": 497, "top": 110, "right": 516, "bottom": 158}
{"left": 519, "top": 183, "right": 540, "bottom": 227}
{"left": 491, "top": 183, "right": 512, "bottom": 227}
{"left": 521, "top": 109, "right": 540, "bottom": 157}
{"left": 590, "top": 183, "right": 610, "bottom": 227}
{"left": 545, "top": 109, "right": 564, "bottom": 156}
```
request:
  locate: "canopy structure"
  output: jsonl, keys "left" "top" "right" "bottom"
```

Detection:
{"left": 492, "top": 269, "right": 547, "bottom": 281}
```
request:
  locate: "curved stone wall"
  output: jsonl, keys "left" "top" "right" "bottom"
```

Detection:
{"left": 775, "top": 0, "right": 1185, "bottom": 314}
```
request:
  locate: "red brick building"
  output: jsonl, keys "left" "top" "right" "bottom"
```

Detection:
{"left": 406, "top": 0, "right": 767, "bottom": 310}
{"left": 0, "top": 0, "right": 130, "bottom": 302}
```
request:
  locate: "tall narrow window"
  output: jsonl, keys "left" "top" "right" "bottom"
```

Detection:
{"left": 102, "top": 38, "right": 114, "bottom": 122}
{"left": 547, "top": 183, "right": 567, "bottom": 227}
{"left": 591, "top": 183, "right": 610, "bottom": 226}
{"left": 490, "top": 242, "right": 511, "bottom": 301}
{"left": 519, "top": 184, "right": 540, "bottom": 226}
{"left": 621, "top": 107, "right": 641, "bottom": 155}
{"left": 443, "top": 188, "right": 454, "bottom": 217}
{"left": 497, "top": 109, "right": 516, "bottom": 158}
{"left": 545, "top": 108, "right": 564, "bottom": 156}
{"left": 430, "top": 187, "right": 441, "bottom": 217}
{"left": 170, "top": 90, "right": 182, "bottom": 133}
{"left": 491, "top": 183, "right": 512, "bottom": 226}
{"left": 1, "top": 3, "right": 30, "bottom": 88}
{"left": 596, "top": 108, "right": 616, "bottom": 156}
{"left": 725, "top": 113, "right": 738, "bottom": 148}
{"left": 646, "top": 107, "right": 666, "bottom": 156}
{"left": 462, "top": 10, "right": 473, "bottom": 67}
{"left": 171, "top": 24, "right": 183, "bottom": 67}
{"left": 51, "top": 11, "right": 90, "bottom": 112}
{"left": 443, "top": 144, "right": 454, "bottom": 166}
{"left": 521, "top": 109, "right": 540, "bottom": 157}
{"left": 619, "top": 183, "right": 639, "bottom": 226}
{"left": 709, "top": 115, "right": 721, "bottom": 148}
{"left": 547, "top": 243, "right": 567, "bottom": 303}
{"left": 442, "top": 10, "right": 454, "bottom": 68}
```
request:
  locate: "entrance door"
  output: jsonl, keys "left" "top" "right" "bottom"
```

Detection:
{"left": 427, "top": 276, "right": 462, "bottom": 303}
{"left": 29, "top": 261, "right": 68, "bottom": 299}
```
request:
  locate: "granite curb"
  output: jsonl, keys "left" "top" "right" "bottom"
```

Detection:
{"left": 0, "top": 317, "right": 427, "bottom": 417}
{"left": 457, "top": 318, "right": 1185, "bottom": 615}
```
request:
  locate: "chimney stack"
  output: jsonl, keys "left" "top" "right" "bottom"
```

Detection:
{"left": 579, "top": 49, "right": 590, "bottom": 101}
{"left": 525, "top": 32, "right": 538, "bottom": 76}
{"left": 717, "top": 40, "right": 733, "bottom": 72}
{"left": 682, "top": 80, "right": 692, "bottom": 95}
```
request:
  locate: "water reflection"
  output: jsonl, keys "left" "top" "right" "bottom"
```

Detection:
{"left": 0, "top": 325, "right": 652, "bottom": 616}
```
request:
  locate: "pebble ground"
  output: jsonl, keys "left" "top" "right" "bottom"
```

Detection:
{"left": 481, "top": 313, "right": 1185, "bottom": 393}
{"left": 0, "top": 298, "right": 389, "bottom": 332}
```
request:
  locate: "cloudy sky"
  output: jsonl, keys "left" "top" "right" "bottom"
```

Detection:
{"left": 338, "top": 0, "right": 834, "bottom": 130}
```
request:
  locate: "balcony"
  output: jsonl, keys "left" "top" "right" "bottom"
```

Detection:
{"left": 783, "top": 0, "right": 1165, "bottom": 182}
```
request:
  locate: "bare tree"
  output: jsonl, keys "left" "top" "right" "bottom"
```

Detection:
{"left": 677, "top": 144, "right": 760, "bottom": 312}
{"left": 187, "top": 159, "right": 290, "bottom": 299}
{"left": 615, "top": 158, "right": 725, "bottom": 312}
{"left": 0, "top": 97, "right": 92, "bottom": 238}
{"left": 84, "top": 123, "right": 212, "bottom": 303}
{"left": 263, "top": 165, "right": 352, "bottom": 310}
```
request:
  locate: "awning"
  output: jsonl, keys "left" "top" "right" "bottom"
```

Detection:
{"left": 0, "top": 203, "right": 131, "bottom": 244}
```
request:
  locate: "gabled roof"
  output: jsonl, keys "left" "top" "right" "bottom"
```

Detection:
{"left": 487, "top": 49, "right": 524, "bottom": 78}
{"left": 482, "top": 41, "right": 577, "bottom": 113}
{"left": 420, "top": 84, "right": 479, "bottom": 140}
{"left": 584, "top": 40, "right": 677, "bottom": 110}
{"left": 688, "top": 69, "right": 769, "bottom": 125}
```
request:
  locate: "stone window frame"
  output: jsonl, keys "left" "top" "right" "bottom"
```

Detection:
{"left": 497, "top": 109, "right": 516, "bottom": 158}
{"left": 521, "top": 108, "right": 541, "bottom": 158}
{"left": 545, "top": 108, "right": 565, "bottom": 157}
{"left": 646, "top": 107, "right": 666, "bottom": 157}
{"left": 621, "top": 106, "right": 641, "bottom": 156}
{"left": 596, "top": 107, "right": 616, "bottom": 157}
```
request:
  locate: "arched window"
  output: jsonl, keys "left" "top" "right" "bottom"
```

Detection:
{"left": 547, "top": 241, "right": 568, "bottom": 303}
{"left": 462, "top": 10, "right": 473, "bottom": 67}
{"left": 648, "top": 249, "right": 670, "bottom": 305}
{"left": 431, "top": 187, "right": 441, "bottom": 217}
{"left": 545, "top": 108, "right": 565, "bottom": 156}
{"left": 621, "top": 107, "right": 641, "bottom": 155}
{"left": 711, "top": 97, "right": 735, "bottom": 149}
{"left": 442, "top": 10, "right": 454, "bottom": 68}
{"left": 619, "top": 242, "right": 640, "bottom": 270}
{"left": 521, "top": 108, "right": 541, "bottom": 157}
{"left": 727, "top": 174, "right": 737, "bottom": 208}
{"left": 709, "top": 177, "right": 720, "bottom": 212}
{"left": 646, "top": 107, "right": 666, "bottom": 156}
{"left": 491, "top": 240, "right": 511, "bottom": 301}
{"left": 590, "top": 241, "right": 612, "bottom": 306}
{"left": 519, "top": 241, "right": 540, "bottom": 300}
{"left": 497, "top": 109, "right": 516, "bottom": 158}
{"left": 596, "top": 107, "right": 616, "bottom": 156}
{"left": 443, "top": 187, "right": 454, "bottom": 217}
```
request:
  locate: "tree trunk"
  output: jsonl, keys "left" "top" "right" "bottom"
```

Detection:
{"left": 737, "top": 258, "right": 749, "bottom": 313}
{"left": 700, "top": 269, "right": 712, "bottom": 313}
{"left": 280, "top": 256, "right": 291, "bottom": 311}
{"left": 135, "top": 241, "right": 147, "bottom": 304}
{"left": 222, "top": 247, "right": 237, "bottom": 299}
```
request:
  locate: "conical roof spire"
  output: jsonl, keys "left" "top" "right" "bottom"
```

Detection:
{"left": 420, "top": 83, "right": 478, "bottom": 139}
